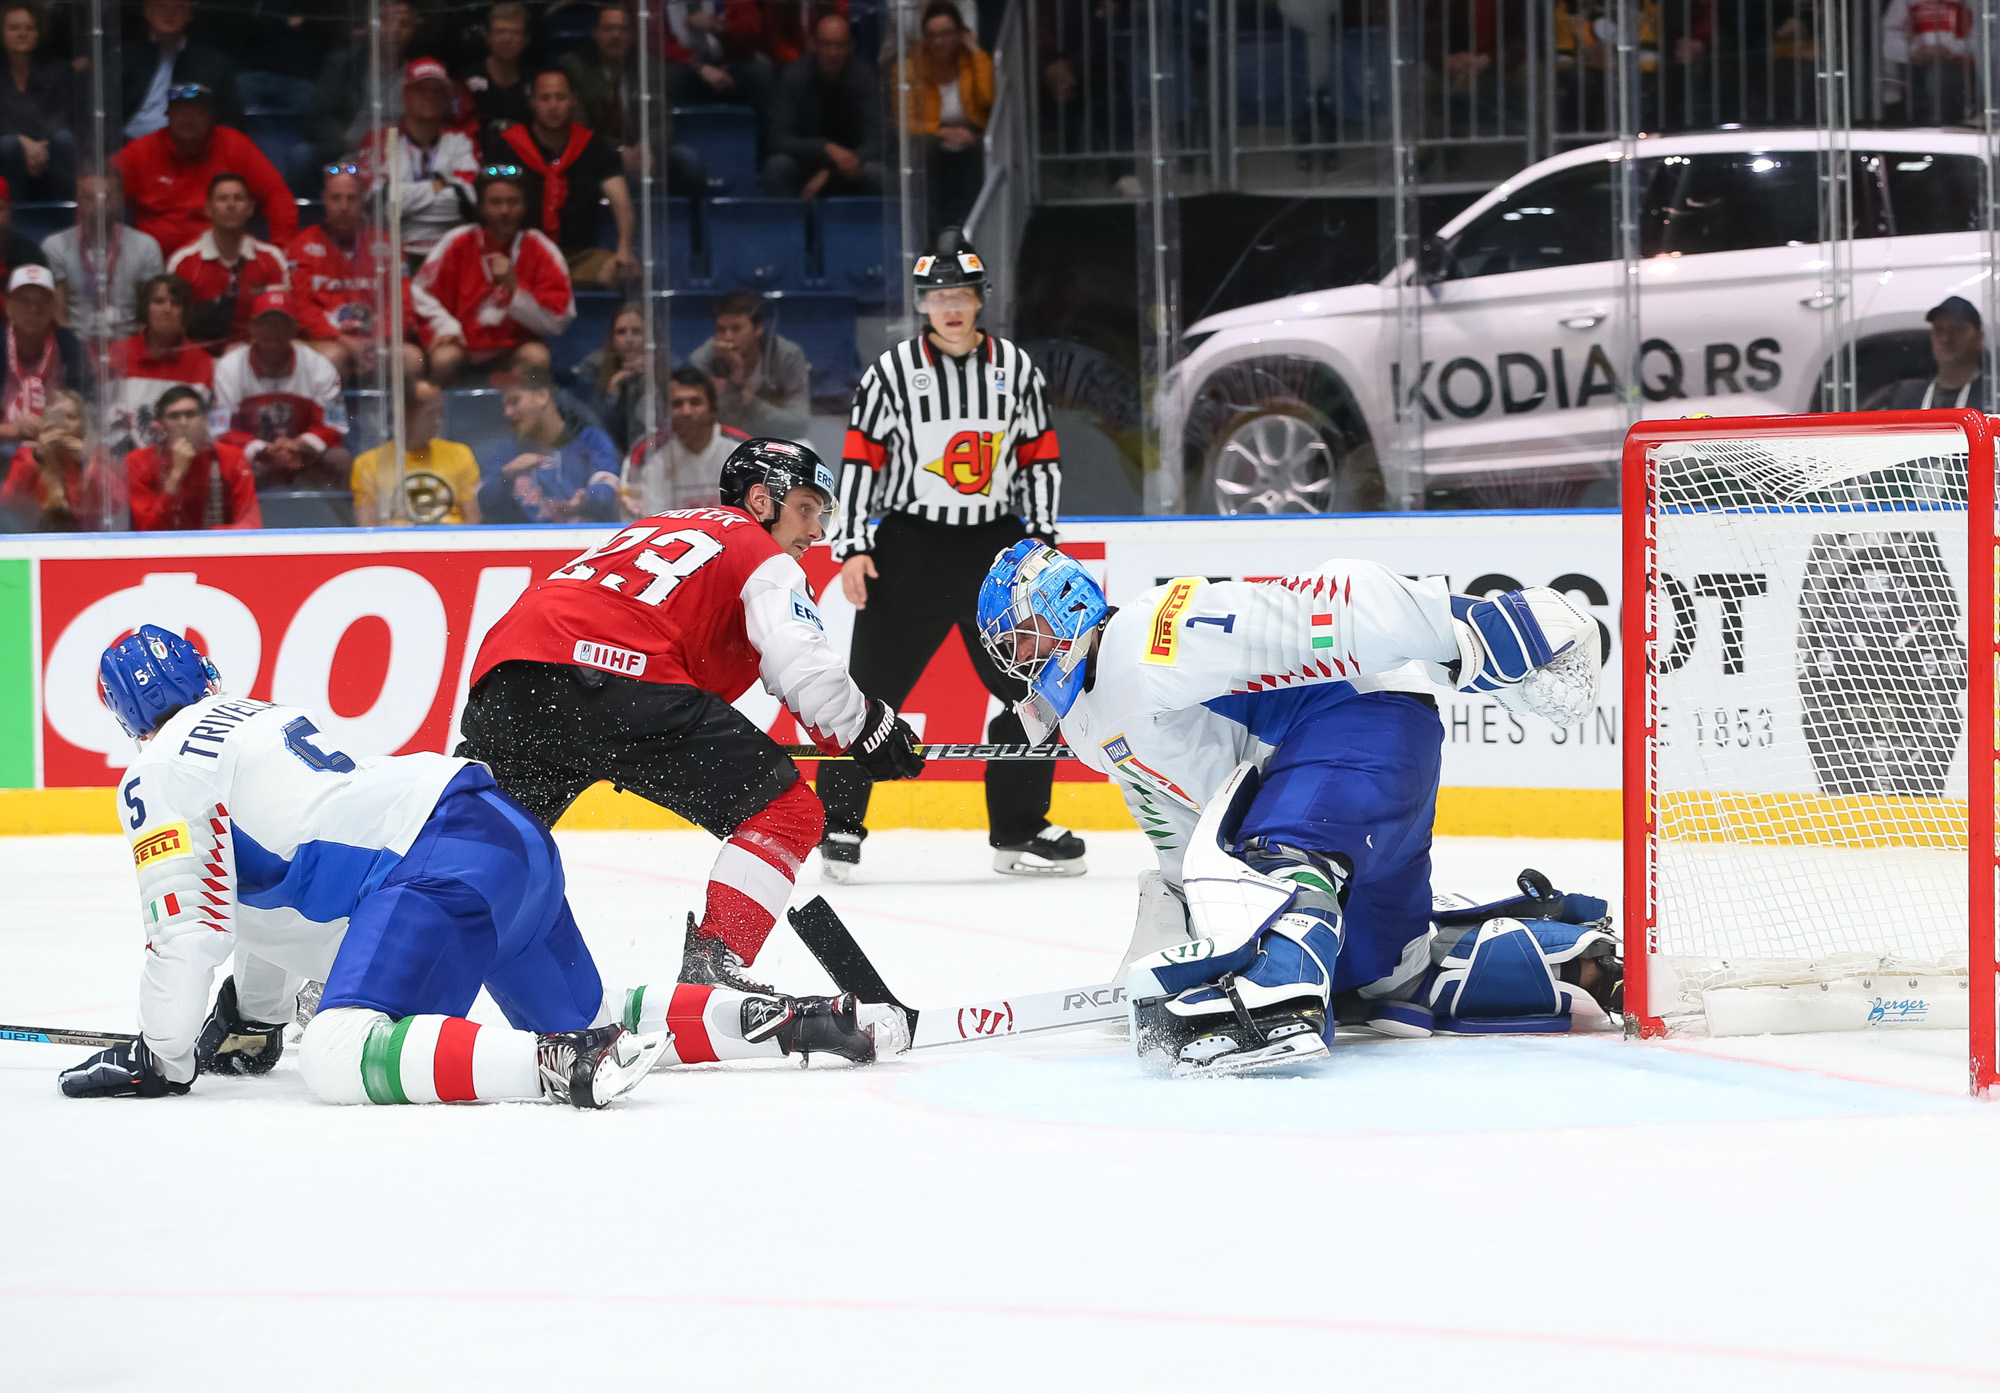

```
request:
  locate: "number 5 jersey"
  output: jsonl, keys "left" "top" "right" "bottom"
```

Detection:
{"left": 469, "top": 506, "right": 873, "bottom": 750}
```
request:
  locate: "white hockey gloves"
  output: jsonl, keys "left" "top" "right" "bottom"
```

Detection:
{"left": 1449, "top": 588, "right": 1601, "bottom": 727}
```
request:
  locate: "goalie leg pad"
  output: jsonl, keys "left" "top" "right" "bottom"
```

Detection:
{"left": 1426, "top": 917, "right": 1619, "bottom": 1033}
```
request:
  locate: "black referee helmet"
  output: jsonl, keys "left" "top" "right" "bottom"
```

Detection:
{"left": 719, "top": 437, "right": 838, "bottom": 528}
{"left": 913, "top": 226, "right": 985, "bottom": 298}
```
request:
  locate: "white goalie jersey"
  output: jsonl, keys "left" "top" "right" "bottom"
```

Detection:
{"left": 1059, "top": 563, "right": 1467, "bottom": 886}
{"left": 116, "top": 695, "right": 469, "bottom": 1080}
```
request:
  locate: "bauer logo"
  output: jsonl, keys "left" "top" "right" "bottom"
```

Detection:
{"left": 132, "top": 822, "right": 190, "bottom": 867}
{"left": 957, "top": 1002, "right": 1016, "bottom": 1038}
{"left": 573, "top": 640, "right": 647, "bottom": 677}
{"left": 1062, "top": 986, "right": 1127, "bottom": 1011}
{"left": 1144, "top": 580, "right": 1200, "bottom": 664}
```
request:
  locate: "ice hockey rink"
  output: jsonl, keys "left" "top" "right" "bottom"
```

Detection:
{"left": 4, "top": 827, "right": 1997, "bottom": 1392}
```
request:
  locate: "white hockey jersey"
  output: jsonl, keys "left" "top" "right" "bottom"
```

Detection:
{"left": 115, "top": 694, "right": 469, "bottom": 1080}
{"left": 1059, "top": 563, "right": 1465, "bottom": 886}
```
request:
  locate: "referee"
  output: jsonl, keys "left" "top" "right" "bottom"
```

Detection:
{"left": 819, "top": 227, "right": 1086, "bottom": 881}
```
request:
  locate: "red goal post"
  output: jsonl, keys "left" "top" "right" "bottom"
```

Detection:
{"left": 1622, "top": 409, "right": 1997, "bottom": 1097}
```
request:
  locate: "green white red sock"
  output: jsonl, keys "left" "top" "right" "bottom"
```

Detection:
{"left": 359, "top": 1014, "right": 542, "bottom": 1103}
{"left": 623, "top": 983, "right": 782, "bottom": 1064}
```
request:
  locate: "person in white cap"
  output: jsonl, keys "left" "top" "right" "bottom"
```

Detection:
{"left": 1, "top": 264, "right": 91, "bottom": 454}
{"left": 213, "top": 289, "right": 351, "bottom": 490}
{"left": 359, "top": 58, "right": 483, "bottom": 265}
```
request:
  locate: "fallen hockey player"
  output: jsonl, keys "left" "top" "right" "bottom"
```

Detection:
{"left": 58, "top": 626, "right": 906, "bottom": 1108}
{"left": 975, "top": 544, "right": 1621, "bottom": 1077}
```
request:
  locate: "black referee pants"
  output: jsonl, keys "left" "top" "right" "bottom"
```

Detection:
{"left": 819, "top": 512, "right": 1053, "bottom": 847}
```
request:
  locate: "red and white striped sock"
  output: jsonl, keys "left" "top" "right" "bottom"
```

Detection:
{"left": 700, "top": 779, "right": 823, "bottom": 963}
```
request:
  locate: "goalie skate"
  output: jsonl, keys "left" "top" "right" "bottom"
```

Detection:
{"left": 1173, "top": 1007, "right": 1330, "bottom": 1078}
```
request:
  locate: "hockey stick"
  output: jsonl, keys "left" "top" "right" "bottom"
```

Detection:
{"left": 1, "top": 1023, "right": 137, "bottom": 1048}
{"left": 787, "top": 897, "right": 1128, "bottom": 1049}
{"left": 779, "top": 743, "right": 1078, "bottom": 761}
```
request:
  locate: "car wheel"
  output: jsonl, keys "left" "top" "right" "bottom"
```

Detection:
{"left": 1181, "top": 357, "right": 1381, "bottom": 515}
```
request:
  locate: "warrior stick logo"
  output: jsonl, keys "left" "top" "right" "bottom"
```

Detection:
{"left": 957, "top": 1001, "right": 1016, "bottom": 1038}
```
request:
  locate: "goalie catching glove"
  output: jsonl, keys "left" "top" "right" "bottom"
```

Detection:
{"left": 849, "top": 699, "right": 925, "bottom": 780}
{"left": 1449, "top": 587, "right": 1601, "bottom": 727}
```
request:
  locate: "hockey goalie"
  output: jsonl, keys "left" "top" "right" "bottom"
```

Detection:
{"left": 975, "top": 544, "right": 1623, "bottom": 1077}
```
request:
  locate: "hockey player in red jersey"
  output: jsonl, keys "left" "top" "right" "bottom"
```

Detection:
{"left": 458, "top": 437, "right": 926, "bottom": 992}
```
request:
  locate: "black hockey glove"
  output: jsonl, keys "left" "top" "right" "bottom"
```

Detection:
{"left": 59, "top": 1038, "right": 190, "bottom": 1099}
{"left": 195, "top": 975, "right": 287, "bottom": 1076}
{"left": 851, "top": 700, "right": 926, "bottom": 781}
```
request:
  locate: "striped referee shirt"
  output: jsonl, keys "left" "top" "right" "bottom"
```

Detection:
{"left": 833, "top": 332, "right": 1062, "bottom": 559}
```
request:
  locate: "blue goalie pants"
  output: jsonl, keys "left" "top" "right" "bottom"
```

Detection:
{"left": 1238, "top": 691, "right": 1443, "bottom": 994}
{"left": 319, "top": 766, "right": 604, "bottom": 1033}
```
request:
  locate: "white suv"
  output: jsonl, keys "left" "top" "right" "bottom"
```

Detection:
{"left": 1166, "top": 128, "right": 1987, "bottom": 512}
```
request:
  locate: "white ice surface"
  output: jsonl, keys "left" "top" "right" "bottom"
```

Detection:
{"left": 4, "top": 830, "right": 1998, "bottom": 1392}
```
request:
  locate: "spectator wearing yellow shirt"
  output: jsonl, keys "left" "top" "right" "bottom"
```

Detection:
{"left": 351, "top": 377, "right": 483, "bottom": 525}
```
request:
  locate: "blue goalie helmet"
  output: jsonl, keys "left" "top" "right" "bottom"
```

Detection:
{"left": 99, "top": 624, "right": 222, "bottom": 739}
{"left": 976, "top": 540, "right": 1108, "bottom": 740}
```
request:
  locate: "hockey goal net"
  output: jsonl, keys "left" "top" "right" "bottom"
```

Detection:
{"left": 1623, "top": 409, "right": 1997, "bottom": 1095}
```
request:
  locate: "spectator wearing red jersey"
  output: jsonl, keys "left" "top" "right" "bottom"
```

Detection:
{"left": 1, "top": 265, "right": 89, "bottom": 455}
{"left": 113, "top": 83, "right": 299, "bottom": 258}
{"left": 107, "top": 273, "right": 214, "bottom": 454}
{"left": 214, "top": 291, "right": 351, "bottom": 492}
{"left": 0, "top": 389, "right": 123, "bottom": 530}
{"left": 412, "top": 167, "right": 574, "bottom": 385}
{"left": 490, "top": 69, "right": 639, "bottom": 288}
{"left": 661, "top": 0, "right": 776, "bottom": 115}
{"left": 165, "top": 172, "right": 290, "bottom": 353}
{"left": 126, "top": 383, "right": 263, "bottom": 530}
{"left": 288, "top": 166, "right": 425, "bottom": 384}
{"left": 361, "top": 60, "right": 481, "bottom": 266}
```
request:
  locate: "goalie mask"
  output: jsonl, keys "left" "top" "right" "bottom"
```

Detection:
{"left": 976, "top": 540, "right": 1108, "bottom": 743}
{"left": 99, "top": 624, "right": 223, "bottom": 739}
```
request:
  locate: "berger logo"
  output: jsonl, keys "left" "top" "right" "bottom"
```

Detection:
{"left": 957, "top": 1001, "right": 1016, "bottom": 1038}
{"left": 573, "top": 639, "right": 647, "bottom": 677}
{"left": 1103, "top": 736, "right": 1133, "bottom": 763}
{"left": 132, "top": 822, "right": 191, "bottom": 868}
{"left": 1144, "top": 580, "right": 1200, "bottom": 664}
{"left": 1062, "top": 986, "right": 1127, "bottom": 1011}
{"left": 1868, "top": 996, "right": 1931, "bottom": 1025}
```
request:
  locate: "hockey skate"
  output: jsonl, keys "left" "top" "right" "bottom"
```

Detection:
{"left": 680, "top": 912, "right": 775, "bottom": 994}
{"left": 1174, "top": 1005, "right": 1330, "bottom": 1078}
{"left": 536, "top": 1023, "right": 663, "bottom": 1107}
{"left": 819, "top": 831, "right": 862, "bottom": 884}
{"left": 991, "top": 824, "right": 1087, "bottom": 878}
{"left": 741, "top": 991, "right": 909, "bottom": 1064}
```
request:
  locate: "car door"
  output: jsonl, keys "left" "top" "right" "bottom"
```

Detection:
{"left": 1411, "top": 156, "right": 1647, "bottom": 482}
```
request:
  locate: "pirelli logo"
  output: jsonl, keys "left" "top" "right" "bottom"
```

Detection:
{"left": 1143, "top": 579, "right": 1201, "bottom": 665}
{"left": 132, "top": 822, "right": 191, "bottom": 868}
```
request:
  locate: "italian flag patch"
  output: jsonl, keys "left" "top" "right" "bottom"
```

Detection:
{"left": 1311, "top": 613, "right": 1334, "bottom": 648}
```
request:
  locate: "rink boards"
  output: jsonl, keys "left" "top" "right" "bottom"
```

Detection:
{"left": 0, "top": 513, "right": 1621, "bottom": 836}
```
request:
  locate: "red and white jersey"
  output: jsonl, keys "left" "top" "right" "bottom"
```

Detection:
{"left": 285, "top": 224, "right": 417, "bottom": 343}
{"left": 166, "top": 231, "right": 290, "bottom": 349}
{"left": 213, "top": 344, "right": 349, "bottom": 458}
{"left": 358, "top": 125, "right": 481, "bottom": 257}
{"left": 471, "top": 507, "right": 871, "bottom": 750}
{"left": 105, "top": 334, "right": 215, "bottom": 453}
{"left": 1885, "top": 0, "right": 1977, "bottom": 63}
{"left": 409, "top": 223, "right": 575, "bottom": 355}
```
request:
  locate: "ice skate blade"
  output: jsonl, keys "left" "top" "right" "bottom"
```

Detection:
{"left": 1171, "top": 1030, "right": 1329, "bottom": 1078}
{"left": 992, "top": 850, "right": 1089, "bottom": 878}
{"left": 821, "top": 860, "right": 859, "bottom": 885}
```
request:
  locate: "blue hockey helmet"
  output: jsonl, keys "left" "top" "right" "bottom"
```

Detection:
{"left": 976, "top": 540, "right": 1108, "bottom": 741}
{"left": 98, "top": 624, "right": 222, "bottom": 739}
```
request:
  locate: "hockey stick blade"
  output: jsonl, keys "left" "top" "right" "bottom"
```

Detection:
{"left": 785, "top": 899, "right": 1129, "bottom": 1049}
{"left": 778, "top": 743, "right": 1077, "bottom": 761}
{"left": 1, "top": 1024, "right": 138, "bottom": 1048}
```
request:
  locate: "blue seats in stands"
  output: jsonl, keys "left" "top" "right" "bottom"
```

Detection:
{"left": 649, "top": 197, "right": 700, "bottom": 286}
{"left": 704, "top": 198, "right": 808, "bottom": 291}
{"left": 763, "top": 291, "right": 860, "bottom": 403}
{"left": 659, "top": 289, "right": 717, "bottom": 363}
{"left": 444, "top": 388, "right": 509, "bottom": 447}
{"left": 812, "top": 198, "right": 894, "bottom": 305}
{"left": 258, "top": 490, "right": 356, "bottom": 529}
{"left": 555, "top": 290, "right": 624, "bottom": 380}
{"left": 538, "top": 5, "right": 599, "bottom": 60}
{"left": 10, "top": 202, "right": 70, "bottom": 246}
{"left": 673, "top": 106, "right": 759, "bottom": 195}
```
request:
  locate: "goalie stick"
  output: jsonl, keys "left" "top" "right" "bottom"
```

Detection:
{"left": 2, "top": 1024, "right": 138, "bottom": 1048}
{"left": 786, "top": 897, "right": 1127, "bottom": 1049}
{"left": 779, "top": 743, "right": 1077, "bottom": 761}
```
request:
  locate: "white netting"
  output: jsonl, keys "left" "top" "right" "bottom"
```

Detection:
{"left": 1644, "top": 429, "right": 1980, "bottom": 1027}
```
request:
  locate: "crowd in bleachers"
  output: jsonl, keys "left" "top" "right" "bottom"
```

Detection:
{"left": 0, "top": 0, "right": 994, "bottom": 533}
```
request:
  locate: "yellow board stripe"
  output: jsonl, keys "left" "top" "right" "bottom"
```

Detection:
{"left": 1655, "top": 791, "right": 1968, "bottom": 849}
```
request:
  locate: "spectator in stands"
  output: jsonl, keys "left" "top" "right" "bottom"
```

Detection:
{"left": 475, "top": 363, "right": 620, "bottom": 524}
{"left": 904, "top": 1, "right": 992, "bottom": 233}
{"left": 115, "top": 83, "right": 299, "bottom": 257}
{"left": 1, "top": 1, "right": 75, "bottom": 202}
{"left": 574, "top": 301, "right": 647, "bottom": 451}
{"left": 45, "top": 170, "right": 165, "bottom": 343}
{"left": 1872, "top": 295, "right": 1990, "bottom": 412}
{"left": 1, "top": 388, "right": 122, "bottom": 530}
{"left": 413, "top": 166, "right": 575, "bottom": 385}
{"left": 0, "top": 266, "right": 89, "bottom": 454}
{"left": 288, "top": 165, "right": 425, "bottom": 385}
{"left": 121, "top": 0, "right": 242, "bottom": 140}
{"left": 352, "top": 375, "right": 482, "bottom": 525}
{"left": 662, "top": 0, "right": 776, "bottom": 117}
{"left": 1883, "top": 0, "right": 1976, "bottom": 126}
{"left": 310, "top": 0, "right": 418, "bottom": 164}
{"left": 562, "top": 2, "right": 708, "bottom": 193}
{"left": 364, "top": 60, "right": 481, "bottom": 265}
{"left": 214, "top": 289, "right": 351, "bottom": 491}
{"left": 0, "top": 176, "right": 51, "bottom": 313}
{"left": 489, "top": 68, "right": 640, "bottom": 289}
{"left": 690, "top": 292, "right": 810, "bottom": 440}
{"left": 463, "top": 2, "right": 532, "bottom": 137}
{"left": 108, "top": 273, "right": 214, "bottom": 454}
{"left": 1426, "top": 0, "right": 1528, "bottom": 140}
{"left": 620, "top": 363, "right": 743, "bottom": 517}
{"left": 166, "top": 173, "right": 290, "bottom": 353}
{"left": 126, "top": 382, "right": 262, "bottom": 530}
{"left": 764, "top": 13, "right": 883, "bottom": 200}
